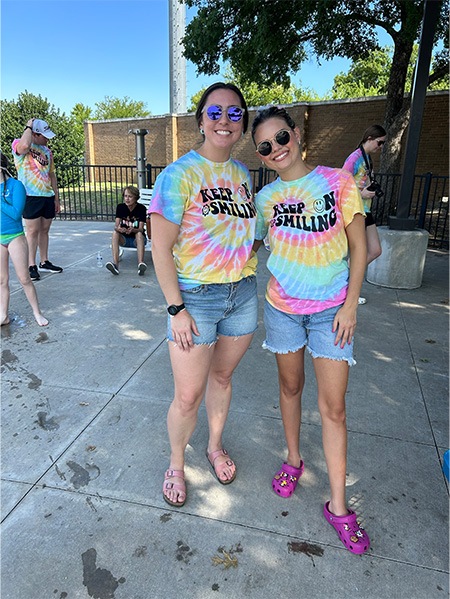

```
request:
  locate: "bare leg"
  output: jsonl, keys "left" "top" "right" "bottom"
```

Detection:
{"left": 366, "top": 224, "right": 382, "bottom": 265}
{"left": 313, "top": 357, "right": 349, "bottom": 516}
{"left": 111, "top": 230, "right": 124, "bottom": 266}
{"left": 275, "top": 348, "right": 306, "bottom": 468}
{"left": 164, "top": 342, "right": 215, "bottom": 504}
{"left": 38, "top": 217, "right": 52, "bottom": 263}
{"left": 24, "top": 218, "right": 40, "bottom": 266}
{"left": 135, "top": 231, "right": 146, "bottom": 264}
{"left": 0, "top": 244, "right": 11, "bottom": 324}
{"left": 8, "top": 236, "right": 48, "bottom": 326}
{"left": 204, "top": 332, "right": 253, "bottom": 481}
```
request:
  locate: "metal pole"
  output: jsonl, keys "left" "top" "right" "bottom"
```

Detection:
{"left": 389, "top": 0, "right": 443, "bottom": 230}
{"left": 129, "top": 129, "right": 148, "bottom": 190}
{"left": 169, "top": 0, "right": 187, "bottom": 114}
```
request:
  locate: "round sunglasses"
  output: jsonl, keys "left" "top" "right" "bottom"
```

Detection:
{"left": 256, "top": 129, "right": 291, "bottom": 156}
{"left": 203, "top": 104, "right": 245, "bottom": 123}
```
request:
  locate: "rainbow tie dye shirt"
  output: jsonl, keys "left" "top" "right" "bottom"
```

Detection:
{"left": 150, "top": 150, "right": 257, "bottom": 289}
{"left": 342, "top": 147, "right": 372, "bottom": 213}
{"left": 255, "top": 166, "right": 364, "bottom": 314}
{"left": 12, "top": 140, "right": 55, "bottom": 197}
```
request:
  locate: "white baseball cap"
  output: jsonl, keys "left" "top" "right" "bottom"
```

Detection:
{"left": 32, "top": 119, "right": 56, "bottom": 139}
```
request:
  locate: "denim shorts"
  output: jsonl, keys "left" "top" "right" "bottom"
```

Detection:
{"left": 167, "top": 276, "right": 258, "bottom": 345}
{"left": 121, "top": 233, "right": 147, "bottom": 248}
{"left": 263, "top": 300, "right": 355, "bottom": 365}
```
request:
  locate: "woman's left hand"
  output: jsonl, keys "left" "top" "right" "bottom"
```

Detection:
{"left": 332, "top": 304, "right": 357, "bottom": 348}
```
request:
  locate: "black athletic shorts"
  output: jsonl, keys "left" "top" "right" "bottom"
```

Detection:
{"left": 365, "top": 211, "right": 375, "bottom": 228}
{"left": 23, "top": 195, "right": 56, "bottom": 220}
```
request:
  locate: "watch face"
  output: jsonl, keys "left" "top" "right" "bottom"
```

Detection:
{"left": 167, "top": 305, "right": 178, "bottom": 316}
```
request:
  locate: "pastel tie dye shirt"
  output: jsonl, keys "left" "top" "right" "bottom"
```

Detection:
{"left": 12, "top": 140, "right": 55, "bottom": 197}
{"left": 342, "top": 147, "right": 372, "bottom": 213}
{"left": 150, "top": 150, "right": 257, "bottom": 289}
{"left": 255, "top": 166, "right": 364, "bottom": 315}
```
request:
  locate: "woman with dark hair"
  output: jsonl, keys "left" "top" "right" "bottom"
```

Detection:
{"left": 0, "top": 151, "right": 48, "bottom": 326}
{"left": 149, "top": 82, "right": 257, "bottom": 507}
{"left": 251, "top": 106, "right": 370, "bottom": 554}
{"left": 343, "top": 124, "right": 387, "bottom": 304}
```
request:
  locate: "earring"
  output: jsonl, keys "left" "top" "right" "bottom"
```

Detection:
{"left": 199, "top": 128, "right": 204, "bottom": 135}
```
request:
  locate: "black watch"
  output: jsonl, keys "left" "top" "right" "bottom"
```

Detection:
{"left": 24, "top": 126, "right": 32, "bottom": 131}
{"left": 167, "top": 303, "right": 185, "bottom": 316}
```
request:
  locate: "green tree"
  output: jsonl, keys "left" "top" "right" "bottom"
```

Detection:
{"left": 189, "top": 66, "right": 322, "bottom": 111}
{"left": 332, "top": 45, "right": 449, "bottom": 99}
{"left": 93, "top": 96, "right": 151, "bottom": 120}
{"left": 183, "top": 0, "right": 449, "bottom": 174}
{"left": 0, "top": 91, "right": 85, "bottom": 177}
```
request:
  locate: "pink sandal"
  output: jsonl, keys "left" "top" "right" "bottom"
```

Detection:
{"left": 206, "top": 449, "right": 236, "bottom": 485}
{"left": 272, "top": 461, "right": 304, "bottom": 497}
{"left": 162, "top": 469, "right": 186, "bottom": 507}
{"left": 323, "top": 501, "right": 370, "bottom": 554}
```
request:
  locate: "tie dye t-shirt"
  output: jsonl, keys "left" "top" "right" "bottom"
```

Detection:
{"left": 149, "top": 150, "right": 257, "bottom": 289}
{"left": 12, "top": 140, "right": 55, "bottom": 197}
{"left": 342, "top": 147, "right": 372, "bottom": 213}
{"left": 255, "top": 166, "right": 364, "bottom": 315}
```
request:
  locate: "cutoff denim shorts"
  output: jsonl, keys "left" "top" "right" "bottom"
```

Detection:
{"left": 263, "top": 300, "right": 355, "bottom": 365}
{"left": 167, "top": 275, "right": 258, "bottom": 345}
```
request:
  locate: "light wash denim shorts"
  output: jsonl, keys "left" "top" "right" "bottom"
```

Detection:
{"left": 263, "top": 300, "right": 355, "bottom": 365}
{"left": 167, "top": 275, "right": 258, "bottom": 345}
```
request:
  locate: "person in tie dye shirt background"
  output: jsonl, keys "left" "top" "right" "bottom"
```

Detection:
{"left": 252, "top": 107, "right": 370, "bottom": 554}
{"left": 343, "top": 124, "right": 387, "bottom": 305}
{"left": 149, "top": 83, "right": 258, "bottom": 507}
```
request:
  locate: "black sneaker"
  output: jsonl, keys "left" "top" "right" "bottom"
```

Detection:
{"left": 106, "top": 262, "right": 119, "bottom": 275}
{"left": 138, "top": 262, "right": 147, "bottom": 276}
{"left": 39, "top": 260, "right": 63, "bottom": 273}
{"left": 29, "top": 265, "right": 40, "bottom": 281}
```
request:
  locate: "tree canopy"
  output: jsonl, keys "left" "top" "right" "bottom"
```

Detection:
{"left": 0, "top": 91, "right": 85, "bottom": 175}
{"left": 93, "top": 96, "right": 151, "bottom": 120}
{"left": 183, "top": 0, "right": 449, "bottom": 173}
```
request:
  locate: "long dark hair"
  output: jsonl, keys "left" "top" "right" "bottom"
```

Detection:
{"left": 360, "top": 125, "right": 387, "bottom": 145}
{"left": 195, "top": 82, "right": 249, "bottom": 134}
{"left": 251, "top": 106, "right": 297, "bottom": 146}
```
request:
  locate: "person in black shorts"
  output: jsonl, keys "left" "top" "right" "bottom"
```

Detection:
{"left": 105, "top": 186, "right": 148, "bottom": 276}
{"left": 12, "top": 118, "right": 62, "bottom": 281}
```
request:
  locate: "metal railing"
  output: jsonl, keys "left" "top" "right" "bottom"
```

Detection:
{"left": 55, "top": 163, "right": 448, "bottom": 249}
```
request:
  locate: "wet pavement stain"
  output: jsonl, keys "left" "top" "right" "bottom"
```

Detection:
{"left": 37, "top": 411, "right": 59, "bottom": 430}
{"left": 288, "top": 541, "right": 324, "bottom": 565}
{"left": 27, "top": 372, "right": 42, "bottom": 389}
{"left": 1, "top": 349, "right": 19, "bottom": 368}
{"left": 82, "top": 548, "right": 125, "bottom": 598}
{"left": 36, "top": 332, "right": 49, "bottom": 343}
{"left": 176, "top": 540, "right": 194, "bottom": 563}
{"left": 67, "top": 460, "right": 100, "bottom": 489}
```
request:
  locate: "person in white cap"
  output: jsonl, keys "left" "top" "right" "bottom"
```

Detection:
{"left": 12, "top": 117, "right": 62, "bottom": 280}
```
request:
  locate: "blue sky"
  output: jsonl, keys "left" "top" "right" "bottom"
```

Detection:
{"left": 1, "top": 0, "right": 389, "bottom": 117}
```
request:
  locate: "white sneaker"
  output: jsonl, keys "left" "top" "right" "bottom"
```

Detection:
{"left": 138, "top": 262, "right": 147, "bottom": 276}
{"left": 358, "top": 297, "right": 367, "bottom": 305}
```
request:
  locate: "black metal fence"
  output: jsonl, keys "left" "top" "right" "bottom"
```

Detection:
{"left": 55, "top": 163, "right": 449, "bottom": 249}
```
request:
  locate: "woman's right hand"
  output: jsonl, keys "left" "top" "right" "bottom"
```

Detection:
{"left": 170, "top": 309, "right": 200, "bottom": 351}
{"left": 361, "top": 187, "right": 376, "bottom": 200}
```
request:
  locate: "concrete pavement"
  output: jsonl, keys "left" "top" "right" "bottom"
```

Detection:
{"left": 1, "top": 220, "right": 449, "bottom": 599}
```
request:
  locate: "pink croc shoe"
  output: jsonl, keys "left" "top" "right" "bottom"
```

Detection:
{"left": 272, "top": 461, "right": 304, "bottom": 498}
{"left": 323, "top": 501, "right": 370, "bottom": 554}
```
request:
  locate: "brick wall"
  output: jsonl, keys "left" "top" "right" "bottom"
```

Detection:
{"left": 84, "top": 91, "right": 449, "bottom": 176}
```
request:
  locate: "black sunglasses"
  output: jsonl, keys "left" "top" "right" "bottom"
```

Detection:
{"left": 203, "top": 104, "right": 245, "bottom": 123}
{"left": 377, "top": 140, "right": 385, "bottom": 147}
{"left": 256, "top": 129, "right": 291, "bottom": 156}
